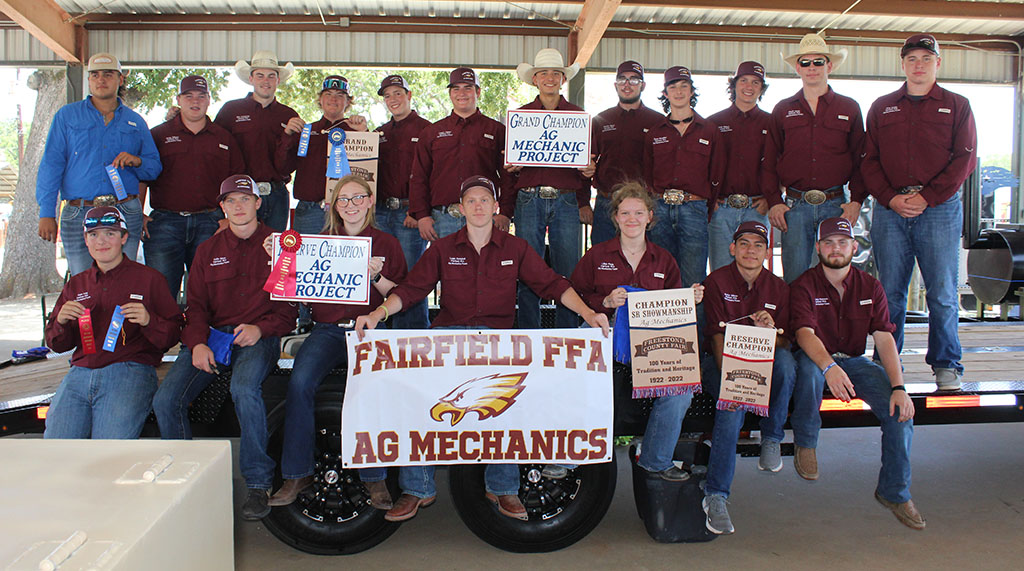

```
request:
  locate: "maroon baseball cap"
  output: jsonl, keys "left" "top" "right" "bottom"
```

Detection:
{"left": 817, "top": 217, "right": 854, "bottom": 241}
{"left": 616, "top": 60, "right": 644, "bottom": 79}
{"left": 459, "top": 175, "right": 496, "bottom": 199}
{"left": 218, "top": 174, "right": 259, "bottom": 201}
{"left": 901, "top": 34, "right": 940, "bottom": 57}
{"left": 448, "top": 67, "right": 479, "bottom": 88}
{"left": 378, "top": 74, "right": 410, "bottom": 95}
{"left": 734, "top": 61, "right": 766, "bottom": 82}
{"left": 733, "top": 220, "right": 769, "bottom": 244}
{"left": 664, "top": 66, "right": 692, "bottom": 86}
{"left": 178, "top": 75, "right": 209, "bottom": 95}
{"left": 83, "top": 206, "right": 127, "bottom": 234}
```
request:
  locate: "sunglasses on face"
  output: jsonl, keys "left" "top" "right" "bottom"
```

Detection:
{"left": 84, "top": 214, "right": 122, "bottom": 230}
{"left": 798, "top": 58, "right": 828, "bottom": 68}
{"left": 322, "top": 77, "right": 348, "bottom": 92}
{"left": 335, "top": 194, "right": 369, "bottom": 207}
{"left": 615, "top": 77, "right": 643, "bottom": 86}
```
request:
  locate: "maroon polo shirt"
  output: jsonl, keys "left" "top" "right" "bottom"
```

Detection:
{"left": 761, "top": 87, "right": 866, "bottom": 206}
{"left": 789, "top": 264, "right": 896, "bottom": 357}
{"left": 391, "top": 226, "right": 571, "bottom": 329}
{"left": 182, "top": 222, "right": 297, "bottom": 348}
{"left": 862, "top": 82, "right": 977, "bottom": 208}
{"left": 642, "top": 113, "right": 726, "bottom": 200}
{"left": 214, "top": 94, "right": 299, "bottom": 183}
{"left": 591, "top": 103, "right": 665, "bottom": 196}
{"left": 148, "top": 115, "right": 246, "bottom": 212}
{"left": 703, "top": 262, "right": 790, "bottom": 341}
{"left": 375, "top": 111, "right": 432, "bottom": 211}
{"left": 409, "top": 110, "right": 507, "bottom": 220}
{"left": 506, "top": 96, "right": 590, "bottom": 214}
{"left": 707, "top": 104, "right": 771, "bottom": 197}
{"left": 46, "top": 258, "right": 183, "bottom": 368}
{"left": 570, "top": 238, "right": 681, "bottom": 316}
{"left": 275, "top": 117, "right": 357, "bottom": 203}
{"left": 309, "top": 226, "right": 408, "bottom": 323}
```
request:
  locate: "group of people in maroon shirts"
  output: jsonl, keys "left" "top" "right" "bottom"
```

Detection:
{"left": 40, "top": 29, "right": 975, "bottom": 535}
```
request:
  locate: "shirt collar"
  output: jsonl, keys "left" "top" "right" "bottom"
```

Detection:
{"left": 453, "top": 225, "right": 504, "bottom": 249}
{"left": 898, "top": 82, "right": 943, "bottom": 101}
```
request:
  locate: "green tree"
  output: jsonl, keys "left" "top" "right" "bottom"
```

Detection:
{"left": 122, "top": 68, "right": 231, "bottom": 114}
{"left": 0, "top": 118, "right": 28, "bottom": 169}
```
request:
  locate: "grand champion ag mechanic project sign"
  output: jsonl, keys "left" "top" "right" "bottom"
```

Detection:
{"left": 268, "top": 233, "right": 371, "bottom": 304}
{"left": 340, "top": 328, "right": 613, "bottom": 467}
{"left": 505, "top": 109, "right": 591, "bottom": 168}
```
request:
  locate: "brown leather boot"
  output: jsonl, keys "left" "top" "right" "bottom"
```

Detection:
{"left": 794, "top": 445, "right": 819, "bottom": 481}
{"left": 875, "top": 491, "right": 926, "bottom": 530}
{"left": 364, "top": 480, "right": 393, "bottom": 510}
{"left": 485, "top": 492, "right": 528, "bottom": 521}
{"left": 384, "top": 494, "right": 436, "bottom": 522}
{"left": 268, "top": 476, "right": 314, "bottom": 507}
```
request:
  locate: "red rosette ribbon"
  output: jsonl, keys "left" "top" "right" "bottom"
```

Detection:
{"left": 263, "top": 230, "right": 302, "bottom": 297}
{"left": 78, "top": 307, "right": 97, "bottom": 355}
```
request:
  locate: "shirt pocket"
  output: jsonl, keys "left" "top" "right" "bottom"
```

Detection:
{"left": 820, "top": 113, "right": 854, "bottom": 153}
{"left": 206, "top": 264, "right": 238, "bottom": 284}
{"left": 430, "top": 135, "right": 459, "bottom": 161}
{"left": 117, "top": 122, "right": 143, "bottom": 152}
{"left": 479, "top": 132, "right": 498, "bottom": 151}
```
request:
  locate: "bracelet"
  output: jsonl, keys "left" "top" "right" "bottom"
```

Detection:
{"left": 822, "top": 362, "right": 838, "bottom": 375}
{"left": 891, "top": 385, "right": 906, "bottom": 392}
{"left": 377, "top": 304, "right": 389, "bottom": 322}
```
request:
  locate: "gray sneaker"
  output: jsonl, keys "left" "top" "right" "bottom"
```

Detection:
{"left": 541, "top": 465, "right": 569, "bottom": 479}
{"left": 935, "top": 368, "right": 962, "bottom": 391}
{"left": 702, "top": 495, "right": 735, "bottom": 534}
{"left": 758, "top": 439, "right": 783, "bottom": 472}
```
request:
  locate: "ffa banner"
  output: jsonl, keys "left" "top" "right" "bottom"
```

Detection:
{"left": 627, "top": 288, "right": 702, "bottom": 398}
{"left": 505, "top": 109, "right": 591, "bottom": 168}
{"left": 340, "top": 328, "right": 613, "bottom": 467}
{"left": 268, "top": 233, "right": 372, "bottom": 304}
{"left": 324, "top": 131, "right": 380, "bottom": 200}
{"left": 719, "top": 324, "right": 776, "bottom": 417}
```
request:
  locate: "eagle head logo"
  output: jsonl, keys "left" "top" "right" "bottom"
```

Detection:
{"left": 429, "top": 372, "right": 528, "bottom": 427}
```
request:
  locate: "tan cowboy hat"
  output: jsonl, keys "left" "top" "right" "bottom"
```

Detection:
{"left": 234, "top": 50, "right": 295, "bottom": 84}
{"left": 782, "top": 34, "right": 848, "bottom": 71}
{"left": 516, "top": 48, "right": 579, "bottom": 84}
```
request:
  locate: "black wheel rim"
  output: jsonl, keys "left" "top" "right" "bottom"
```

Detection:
{"left": 518, "top": 464, "right": 583, "bottom": 521}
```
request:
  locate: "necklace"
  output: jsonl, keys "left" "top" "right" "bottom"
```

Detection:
{"left": 622, "top": 246, "right": 646, "bottom": 256}
{"left": 667, "top": 115, "right": 694, "bottom": 125}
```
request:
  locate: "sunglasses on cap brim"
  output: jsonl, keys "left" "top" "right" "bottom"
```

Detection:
{"left": 84, "top": 214, "right": 124, "bottom": 231}
{"left": 904, "top": 40, "right": 936, "bottom": 53}
{"left": 322, "top": 77, "right": 348, "bottom": 92}
{"left": 798, "top": 58, "right": 828, "bottom": 67}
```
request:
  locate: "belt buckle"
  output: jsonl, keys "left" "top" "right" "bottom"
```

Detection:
{"left": 899, "top": 185, "right": 923, "bottom": 195}
{"left": 385, "top": 197, "right": 401, "bottom": 210}
{"left": 336, "top": 320, "right": 356, "bottom": 328}
{"left": 727, "top": 193, "right": 751, "bottom": 209}
{"left": 446, "top": 203, "right": 463, "bottom": 218}
{"left": 803, "top": 189, "right": 827, "bottom": 206}
{"left": 662, "top": 189, "right": 684, "bottom": 206}
{"left": 256, "top": 182, "right": 273, "bottom": 196}
{"left": 93, "top": 194, "right": 116, "bottom": 207}
{"left": 830, "top": 352, "right": 852, "bottom": 360}
{"left": 538, "top": 186, "right": 559, "bottom": 200}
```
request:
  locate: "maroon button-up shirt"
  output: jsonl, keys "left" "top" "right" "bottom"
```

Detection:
{"left": 275, "top": 117, "right": 358, "bottom": 203}
{"left": 309, "top": 226, "right": 408, "bottom": 323}
{"left": 570, "top": 238, "right": 681, "bottom": 316}
{"left": 214, "top": 94, "right": 299, "bottom": 183}
{"left": 643, "top": 113, "right": 726, "bottom": 201}
{"left": 506, "top": 96, "right": 590, "bottom": 213}
{"left": 591, "top": 103, "right": 665, "bottom": 196}
{"left": 182, "top": 222, "right": 297, "bottom": 348}
{"left": 789, "top": 264, "right": 895, "bottom": 357}
{"left": 148, "top": 115, "right": 246, "bottom": 212}
{"left": 861, "top": 82, "right": 977, "bottom": 208}
{"left": 46, "top": 258, "right": 183, "bottom": 368}
{"left": 708, "top": 104, "right": 771, "bottom": 197}
{"left": 375, "top": 111, "right": 432, "bottom": 212}
{"left": 409, "top": 110, "right": 507, "bottom": 220}
{"left": 703, "top": 262, "right": 790, "bottom": 340}
{"left": 761, "top": 87, "right": 866, "bottom": 206}
{"left": 392, "top": 226, "right": 571, "bottom": 329}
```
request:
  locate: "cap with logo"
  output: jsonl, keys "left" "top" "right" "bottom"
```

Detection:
{"left": 663, "top": 66, "right": 693, "bottom": 86}
{"left": 733, "top": 220, "right": 769, "bottom": 244}
{"left": 459, "top": 175, "right": 497, "bottom": 199}
{"left": 178, "top": 75, "right": 209, "bottom": 95}
{"left": 901, "top": 34, "right": 940, "bottom": 58}
{"left": 448, "top": 67, "right": 479, "bottom": 88}
{"left": 817, "top": 217, "right": 854, "bottom": 241}
{"left": 378, "top": 74, "right": 410, "bottom": 95}
{"left": 321, "top": 75, "right": 349, "bottom": 95}
{"left": 616, "top": 60, "right": 644, "bottom": 79}
{"left": 218, "top": 174, "right": 259, "bottom": 201}
{"left": 87, "top": 53, "right": 122, "bottom": 74}
{"left": 83, "top": 206, "right": 128, "bottom": 234}
{"left": 734, "top": 61, "right": 766, "bottom": 82}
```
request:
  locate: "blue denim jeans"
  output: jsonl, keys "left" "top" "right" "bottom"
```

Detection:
{"left": 44, "top": 361, "right": 157, "bottom": 439}
{"left": 636, "top": 393, "right": 693, "bottom": 473}
{"left": 872, "top": 193, "right": 963, "bottom": 373}
{"left": 292, "top": 200, "right": 326, "bottom": 234}
{"left": 647, "top": 199, "right": 709, "bottom": 289}
{"left": 591, "top": 194, "right": 616, "bottom": 248}
{"left": 143, "top": 209, "right": 221, "bottom": 299}
{"left": 61, "top": 197, "right": 143, "bottom": 276}
{"left": 708, "top": 203, "right": 770, "bottom": 272}
{"left": 377, "top": 204, "right": 429, "bottom": 329}
{"left": 704, "top": 348, "right": 797, "bottom": 498}
{"left": 153, "top": 336, "right": 280, "bottom": 490}
{"left": 793, "top": 351, "right": 913, "bottom": 502}
{"left": 431, "top": 207, "right": 466, "bottom": 239}
{"left": 514, "top": 191, "right": 582, "bottom": 329}
{"left": 779, "top": 194, "right": 844, "bottom": 283}
{"left": 257, "top": 182, "right": 289, "bottom": 232}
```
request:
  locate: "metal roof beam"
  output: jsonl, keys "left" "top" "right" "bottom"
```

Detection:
{"left": 0, "top": 0, "right": 83, "bottom": 63}
{"left": 571, "top": 0, "right": 622, "bottom": 68}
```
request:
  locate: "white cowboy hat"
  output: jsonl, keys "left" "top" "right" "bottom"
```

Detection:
{"left": 516, "top": 48, "right": 579, "bottom": 84}
{"left": 782, "top": 34, "right": 848, "bottom": 71}
{"left": 234, "top": 50, "right": 295, "bottom": 84}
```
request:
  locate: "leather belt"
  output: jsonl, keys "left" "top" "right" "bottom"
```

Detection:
{"left": 660, "top": 189, "right": 705, "bottom": 205}
{"left": 786, "top": 186, "right": 843, "bottom": 206}
{"left": 383, "top": 197, "right": 410, "bottom": 210}
{"left": 897, "top": 185, "right": 923, "bottom": 195}
{"left": 66, "top": 194, "right": 137, "bottom": 208}
{"left": 718, "top": 193, "right": 761, "bottom": 209}
{"left": 433, "top": 204, "right": 463, "bottom": 218}
{"left": 255, "top": 182, "right": 274, "bottom": 196}
{"left": 523, "top": 186, "right": 571, "bottom": 200}
{"left": 157, "top": 207, "right": 217, "bottom": 217}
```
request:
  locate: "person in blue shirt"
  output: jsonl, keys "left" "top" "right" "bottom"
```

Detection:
{"left": 36, "top": 53, "right": 162, "bottom": 276}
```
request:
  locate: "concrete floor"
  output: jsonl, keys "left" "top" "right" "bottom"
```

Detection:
{"left": 232, "top": 422, "right": 1024, "bottom": 571}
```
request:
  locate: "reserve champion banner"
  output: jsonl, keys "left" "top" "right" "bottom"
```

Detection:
{"left": 268, "top": 233, "right": 372, "bottom": 304}
{"left": 627, "top": 288, "right": 702, "bottom": 398}
{"left": 719, "top": 323, "right": 776, "bottom": 417}
{"left": 505, "top": 109, "right": 591, "bottom": 168}
{"left": 324, "top": 131, "right": 380, "bottom": 201}
{"left": 340, "top": 328, "right": 613, "bottom": 468}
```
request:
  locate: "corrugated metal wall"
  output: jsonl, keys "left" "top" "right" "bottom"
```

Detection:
{"left": 0, "top": 29, "right": 64, "bottom": 65}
